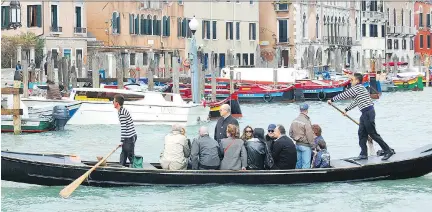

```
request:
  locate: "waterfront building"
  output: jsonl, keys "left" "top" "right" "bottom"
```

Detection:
{"left": 413, "top": 0, "right": 432, "bottom": 66}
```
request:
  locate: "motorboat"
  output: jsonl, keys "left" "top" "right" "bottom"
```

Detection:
{"left": 22, "top": 88, "right": 210, "bottom": 126}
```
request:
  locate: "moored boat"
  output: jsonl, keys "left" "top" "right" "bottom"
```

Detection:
{"left": 1, "top": 117, "right": 55, "bottom": 133}
{"left": 2, "top": 144, "right": 432, "bottom": 186}
{"left": 179, "top": 84, "right": 295, "bottom": 103}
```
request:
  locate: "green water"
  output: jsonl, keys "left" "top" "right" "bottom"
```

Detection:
{"left": 2, "top": 89, "right": 432, "bottom": 212}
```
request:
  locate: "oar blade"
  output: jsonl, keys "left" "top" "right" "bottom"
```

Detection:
{"left": 59, "top": 174, "right": 88, "bottom": 198}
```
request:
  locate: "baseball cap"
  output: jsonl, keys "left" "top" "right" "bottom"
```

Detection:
{"left": 268, "top": 124, "right": 276, "bottom": 131}
{"left": 300, "top": 103, "right": 309, "bottom": 111}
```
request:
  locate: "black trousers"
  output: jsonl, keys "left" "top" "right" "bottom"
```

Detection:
{"left": 120, "top": 135, "right": 137, "bottom": 167}
{"left": 358, "top": 108, "right": 391, "bottom": 156}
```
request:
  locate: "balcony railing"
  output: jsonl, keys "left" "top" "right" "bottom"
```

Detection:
{"left": 323, "top": 36, "right": 353, "bottom": 46}
{"left": 74, "top": 27, "right": 87, "bottom": 33}
{"left": 50, "top": 26, "right": 62, "bottom": 33}
{"left": 362, "top": 11, "right": 384, "bottom": 20}
{"left": 387, "top": 26, "right": 395, "bottom": 34}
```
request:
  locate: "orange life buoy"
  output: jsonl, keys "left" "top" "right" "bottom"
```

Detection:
{"left": 183, "top": 59, "right": 190, "bottom": 67}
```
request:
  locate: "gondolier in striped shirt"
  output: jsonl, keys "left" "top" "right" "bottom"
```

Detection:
{"left": 113, "top": 94, "right": 137, "bottom": 167}
{"left": 328, "top": 73, "right": 395, "bottom": 161}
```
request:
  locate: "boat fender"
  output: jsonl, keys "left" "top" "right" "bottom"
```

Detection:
{"left": 317, "top": 92, "right": 326, "bottom": 101}
{"left": 263, "top": 94, "right": 273, "bottom": 103}
{"left": 403, "top": 82, "right": 409, "bottom": 88}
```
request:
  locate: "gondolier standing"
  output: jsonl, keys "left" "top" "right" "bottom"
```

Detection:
{"left": 113, "top": 94, "right": 137, "bottom": 167}
{"left": 327, "top": 73, "right": 395, "bottom": 161}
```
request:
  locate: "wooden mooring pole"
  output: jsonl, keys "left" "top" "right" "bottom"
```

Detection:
{"left": 1, "top": 83, "right": 24, "bottom": 135}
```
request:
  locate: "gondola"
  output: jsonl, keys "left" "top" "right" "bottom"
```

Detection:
{"left": 2, "top": 144, "right": 432, "bottom": 187}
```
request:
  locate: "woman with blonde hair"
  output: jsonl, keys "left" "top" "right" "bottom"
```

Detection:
{"left": 219, "top": 124, "right": 247, "bottom": 170}
{"left": 240, "top": 125, "right": 254, "bottom": 141}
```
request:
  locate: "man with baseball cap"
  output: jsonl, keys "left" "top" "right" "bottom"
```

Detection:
{"left": 289, "top": 103, "right": 315, "bottom": 169}
{"left": 265, "top": 124, "right": 277, "bottom": 151}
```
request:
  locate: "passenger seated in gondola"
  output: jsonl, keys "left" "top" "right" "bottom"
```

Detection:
{"left": 311, "top": 124, "right": 324, "bottom": 150}
{"left": 241, "top": 125, "right": 254, "bottom": 142}
{"left": 271, "top": 125, "right": 297, "bottom": 170}
{"left": 244, "top": 128, "right": 274, "bottom": 170}
{"left": 312, "top": 140, "right": 331, "bottom": 168}
{"left": 265, "top": 124, "right": 277, "bottom": 151}
{"left": 219, "top": 124, "right": 247, "bottom": 171}
{"left": 190, "top": 126, "right": 221, "bottom": 170}
{"left": 160, "top": 124, "right": 191, "bottom": 170}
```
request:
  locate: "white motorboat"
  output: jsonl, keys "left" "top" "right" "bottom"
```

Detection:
{"left": 21, "top": 88, "right": 210, "bottom": 126}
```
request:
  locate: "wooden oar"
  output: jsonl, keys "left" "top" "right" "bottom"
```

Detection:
{"left": 329, "top": 103, "right": 376, "bottom": 156}
{"left": 59, "top": 145, "right": 120, "bottom": 199}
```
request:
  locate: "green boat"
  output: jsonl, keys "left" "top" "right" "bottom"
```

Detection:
{"left": 1, "top": 117, "right": 55, "bottom": 133}
{"left": 392, "top": 75, "right": 424, "bottom": 91}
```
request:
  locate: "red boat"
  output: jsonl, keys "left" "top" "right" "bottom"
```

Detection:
{"left": 178, "top": 83, "right": 295, "bottom": 103}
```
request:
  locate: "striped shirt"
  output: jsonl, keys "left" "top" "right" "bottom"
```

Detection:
{"left": 118, "top": 107, "right": 136, "bottom": 139}
{"left": 331, "top": 84, "right": 373, "bottom": 112}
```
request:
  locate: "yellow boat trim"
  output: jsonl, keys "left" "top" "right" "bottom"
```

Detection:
{"left": 210, "top": 106, "right": 221, "bottom": 112}
{"left": 75, "top": 96, "right": 110, "bottom": 102}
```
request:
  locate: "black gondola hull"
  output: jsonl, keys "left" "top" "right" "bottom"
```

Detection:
{"left": 2, "top": 144, "right": 432, "bottom": 187}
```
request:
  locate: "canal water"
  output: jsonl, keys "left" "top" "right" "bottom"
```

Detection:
{"left": 2, "top": 89, "right": 432, "bottom": 212}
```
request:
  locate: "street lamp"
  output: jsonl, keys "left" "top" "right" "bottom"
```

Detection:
{"left": 9, "top": 1, "right": 22, "bottom": 30}
{"left": 188, "top": 16, "right": 200, "bottom": 103}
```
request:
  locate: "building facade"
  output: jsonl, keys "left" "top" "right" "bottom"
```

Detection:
{"left": 414, "top": 0, "right": 432, "bottom": 66}
{"left": 183, "top": 1, "right": 259, "bottom": 70}
{"left": 298, "top": 1, "right": 361, "bottom": 72}
{"left": 259, "top": 1, "right": 360, "bottom": 71}
{"left": 259, "top": 1, "right": 293, "bottom": 68}
{"left": 360, "top": 0, "right": 386, "bottom": 71}
{"left": 86, "top": 1, "right": 185, "bottom": 77}
{"left": 385, "top": 1, "right": 416, "bottom": 67}
{"left": 1, "top": 1, "right": 88, "bottom": 69}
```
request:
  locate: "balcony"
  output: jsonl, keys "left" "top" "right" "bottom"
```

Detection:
{"left": 387, "top": 26, "right": 396, "bottom": 35}
{"left": 50, "top": 26, "right": 62, "bottom": 33}
{"left": 403, "top": 26, "right": 416, "bottom": 37}
{"left": 323, "top": 36, "right": 353, "bottom": 46}
{"left": 395, "top": 26, "right": 402, "bottom": 36}
{"left": 74, "top": 27, "right": 87, "bottom": 34}
{"left": 362, "top": 11, "right": 384, "bottom": 22}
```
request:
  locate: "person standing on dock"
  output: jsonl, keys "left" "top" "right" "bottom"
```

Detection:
{"left": 328, "top": 73, "right": 395, "bottom": 161}
{"left": 214, "top": 104, "right": 239, "bottom": 143}
{"left": 113, "top": 94, "right": 137, "bottom": 167}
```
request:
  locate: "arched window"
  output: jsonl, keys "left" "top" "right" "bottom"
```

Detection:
{"left": 177, "top": 18, "right": 182, "bottom": 37}
{"left": 153, "top": 15, "right": 158, "bottom": 35}
{"left": 302, "top": 13, "right": 306, "bottom": 38}
{"left": 316, "top": 15, "right": 319, "bottom": 39}
{"left": 401, "top": 9, "right": 404, "bottom": 26}
{"left": 147, "top": 15, "right": 152, "bottom": 35}
{"left": 420, "top": 6, "right": 424, "bottom": 27}
{"left": 112, "top": 12, "right": 120, "bottom": 34}
{"left": 409, "top": 10, "right": 412, "bottom": 27}
{"left": 140, "top": 14, "right": 146, "bottom": 35}
{"left": 162, "top": 16, "right": 170, "bottom": 36}
{"left": 355, "top": 17, "right": 358, "bottom": 40}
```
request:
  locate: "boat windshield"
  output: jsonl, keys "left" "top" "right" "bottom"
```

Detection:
{"left": 73, "top": 90, "right": 144, "bottom": 102}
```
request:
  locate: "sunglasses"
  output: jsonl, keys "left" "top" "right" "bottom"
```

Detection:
{"left": 246, "top": 130, "right": 253, "bottom": 133}
{"left": 268, "top": 130, "right": 274, "bottom": 133}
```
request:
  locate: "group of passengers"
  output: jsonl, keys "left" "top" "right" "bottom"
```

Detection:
{"left": 159, "top": 103, "right": 331, "bottom": 171}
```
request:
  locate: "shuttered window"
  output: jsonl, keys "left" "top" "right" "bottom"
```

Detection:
{"left": 182, "top": 18, "right": 187, "bottom": 37}
{"left": 147, "top": 15, "right": 152, "bottom": 35}
{"left": 278, "top": 19, "right": 288, "bottom": 43}
{"left": 236, "top": 22, "right": 240, "bottom": 40}
{"left": 226, "top": 22, "right": 233, "bottom": 40}
{"left": 153, "top": 16, "right": 158, "bottom": 35}
{"left": 140, "top": 15, "right": 145, "bottom": 35}
{"left": 249, "top": 23, "right": 256, "bottom": 40}
{"left": 1, "top": 6, "right": 10, "bottom": 29}
{"left": 27, "top": 5, "right": 41, "bottom": 27}
{"left": 212, "top": 21, "right": 217, "bottom": 39}
{"left": 163, "top": 16, "right": 170, "bottom": 36}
